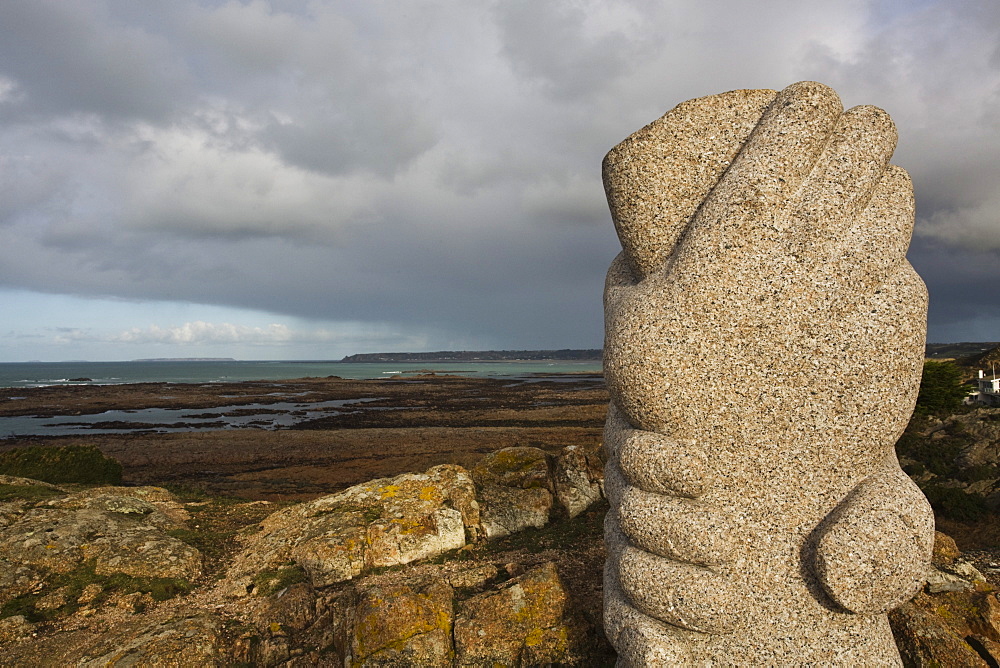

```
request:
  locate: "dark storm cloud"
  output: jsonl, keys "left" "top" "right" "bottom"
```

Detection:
{"left": 0, "top": 0, "right": 998, "bottom": 354}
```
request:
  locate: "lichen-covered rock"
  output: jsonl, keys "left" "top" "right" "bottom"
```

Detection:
{"left": 553, "top": 444, "right": 604, "bottom": 518}
{"left": 472, "top": 447, "right": 552, "bottom": 490}
{"left": 93, "top": 530, "right": 202, "bottom": 580}
{"left": 51, "top": 485, "right": 192, "bottom": 527}
{"left": 348, "top": 575, "right": 454, "bottom": 667}
{"left": 472, "top": 447, "right": 553, "bottom": 539}
{"left": 890, "top": 586, "right": 1000, "bottom": 667}
{"left": 0, "top": 483, "right": 201, "bottom": 607}
{"left": 0, "top": 615, "right": 34, "bottom": 643}
{"left": 224, "top": 464, "right": 481, "bottom": 593}
{"left": 78, "top": 612, "right": 224, "bottom": 667}
{"left": 890, "top": 601, "right": 990, "bottom": 667}
{"left": 932, "top": 531, "right": 962, "bottom": 567}
{"left": 454, "top": 562, "right": 569, "bottom": 667}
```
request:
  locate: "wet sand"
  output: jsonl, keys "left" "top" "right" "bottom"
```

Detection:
{"left": 0, "top": 374, "right": 608, "bottom": 500}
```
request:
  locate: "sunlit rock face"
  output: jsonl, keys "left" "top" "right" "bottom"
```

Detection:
{"left": 601, "top": 81, "right": 935, "bottom": 665}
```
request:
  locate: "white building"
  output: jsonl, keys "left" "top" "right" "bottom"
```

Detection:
{"left": 966, "top": 369, "right": 1000, "bottom": 406}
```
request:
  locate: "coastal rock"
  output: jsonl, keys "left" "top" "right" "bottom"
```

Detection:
{"left": 472, "top": 447, "right": 553, "bottom": 539}
{"left": 553, "top": 444, "right": 604, "bottom": 518}
{"left": 948, "top": 408, "right": 1000, "bottom": 469}
{"left": 890, "top": 601, "right": 990, "bottom": 667}
{"left": 454, "top": 561, "right": 569, "bottom": 667}
{"left": 78, "top": 611, "right": 224, "bottom": 667}
{"left": 346, "top": 575, "right": 454, "bottom": 666}
{"left": 0, "top": 483, "right": 201, "bottom": 609}
{"left": 0, "top": 474, "right": 64, "bottom": 490}
{"left": 52, "top": 485, "right": 192, "bottom": 526}
{"left": 890, "top": 587, "right": 1000, "bottom": 667}
{"left": 224, "top": 464, "right": 481, "bottom": 593}
{"left": 0, "top": 615, "right": 34, "bottom": 643}
{"left": 933, "top": 531, "right": 962, "bottom": 566}
{"left": 924, "top": 567, "right": 973, "bottom": 594}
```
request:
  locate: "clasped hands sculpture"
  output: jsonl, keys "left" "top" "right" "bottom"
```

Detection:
{"left": 602, "top": 82, "right": 934, "bottom": 665}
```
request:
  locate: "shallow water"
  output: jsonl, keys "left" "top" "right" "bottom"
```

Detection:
{"left": 0, "top": 360, "right": 603, "bottom": 389}
{"left": 0, "top": 397, "right": 386, "bottom": 438}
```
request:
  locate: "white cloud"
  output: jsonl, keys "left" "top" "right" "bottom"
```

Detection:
{"left": 114, "top": 321, "right": 294, "bottom": 346}
{"left": 122, "top": 121, "right": 379, "bottom": 239}
{"left": 919, "top": 194, "right": 1000, "bottom": 251}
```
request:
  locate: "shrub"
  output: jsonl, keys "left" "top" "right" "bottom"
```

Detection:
{"left": 895, "top": 430, "right": 967, "bottom": 478}
{"left": 0, "top": 444, "right": 122, "bottom": 485}
{"left": 920, "top": 484, "right": 991, "bottom": 522}
{"left": 252, "top": 564, "right": 308, "bottom": 596}
{"left": 915, "top": 360, "right": 970, "bottom": 416}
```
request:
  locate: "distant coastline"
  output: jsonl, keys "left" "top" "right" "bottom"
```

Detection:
{"left": 132, "top": 357, "right": 237, "bottom": 362}
{"left": 340, "top": 349, "right": 603, "bottom": 363}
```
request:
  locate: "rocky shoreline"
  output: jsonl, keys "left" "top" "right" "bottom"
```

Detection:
{"left": 0, "top": 374, "right": 607, "bottom": 501}
{"left": 2, "top": 376, "right": 1000, "bottom": 664}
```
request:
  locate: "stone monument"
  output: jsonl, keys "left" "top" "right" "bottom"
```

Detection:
{"left": 601, "top": 81, "right": 935, "bottom": 664}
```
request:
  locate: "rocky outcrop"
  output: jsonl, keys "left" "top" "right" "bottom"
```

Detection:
{"left": 454, "top": 562, "right": 570, "bottom": 666}
{"left": 472, "top": 446, "right": 554, "bottom": 539}
{"left": 552, "top": 444, "right": 604, "bottom": 519}
{"left": 223, "top": 464, "right": 482, "bottom": 594}
{"left": 233, "top": 560, "right": 584, "bottom": 667}
{"left": 7, "top": 451, "right": 1000, "bottom": 667}
{"left": 78, "top": 611, "right": 224, "bottom": 667}
{"left": 0, "top": 483, "right": 201, "bottom": 615}
{"left": 889, "top": 531, "right": 1000, "bottom": 666}
{"left": 336, "top": 574, "right": 455, "bottom": 666}
{"left": 0, "top": 454, "right": 608, "bottom": 666}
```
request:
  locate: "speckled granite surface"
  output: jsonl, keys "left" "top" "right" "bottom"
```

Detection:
{"left": 602, "top": 81, "right": 935, "bottom": 665}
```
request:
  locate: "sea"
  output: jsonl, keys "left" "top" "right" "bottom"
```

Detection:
{"left": 0, "top": 359, "right": 604, "bottom": 389}
{"left": 0, "top": 359, "right": 604, "bottom": 438}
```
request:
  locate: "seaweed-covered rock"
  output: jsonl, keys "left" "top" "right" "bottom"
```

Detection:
{"left": 224, "top": 464, "right": 481, "bottom": 593}
{"left": 454, "top": 562, "right": 569, "bottom": 666}
{"left": 472, "top": 447, "right": 553, "bottom": 539}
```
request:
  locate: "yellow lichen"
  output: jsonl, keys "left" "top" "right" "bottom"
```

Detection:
{"left": 524, "top": 627, "right": 546, "bottom": 647}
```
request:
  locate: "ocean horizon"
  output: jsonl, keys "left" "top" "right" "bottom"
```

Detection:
{"left": 0, "top": 359, "right": 604, "bottom": 389}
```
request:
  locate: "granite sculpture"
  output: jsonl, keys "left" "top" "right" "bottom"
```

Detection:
{"left": 601, "top": 81, "right": 935, "bottom": 665}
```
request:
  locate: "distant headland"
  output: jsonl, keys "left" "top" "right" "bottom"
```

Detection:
{"left": 340, "top": 349, "right": 603, "bottom": 363}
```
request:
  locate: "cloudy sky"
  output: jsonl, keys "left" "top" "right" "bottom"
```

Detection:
{"left": 0, "top": 0, "right": 998, "bottom": 362}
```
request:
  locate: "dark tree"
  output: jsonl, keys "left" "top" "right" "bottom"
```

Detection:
{"left": 914, "top": 360, "right": 969, "bottom": 416}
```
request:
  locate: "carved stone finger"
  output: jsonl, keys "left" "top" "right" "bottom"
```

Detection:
{"left": 787, "top": 104, "right": 898, "bottom": 255}
{"left": 603, "top": 561, "right": 696, "bottom": 666}
{"left": 834, "top": 165, "right": 916, "bottom": 294}
{"left": 603, "top": 88, "right": 776, "bottom": 280}
{"left": 672, "top": 81, "right": 843, "bottom": 281}
{"left": 604, "top": 402, "right": 713, "bottom": 497}
{"left": 611, "top": 542, "right": 744, "bottom": 635}
{"left": 605, "top": 465, "right": 732, "bottom": 565}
